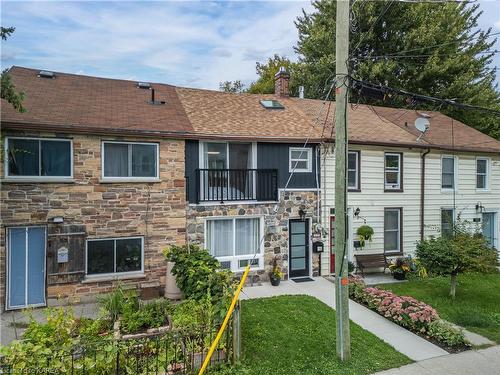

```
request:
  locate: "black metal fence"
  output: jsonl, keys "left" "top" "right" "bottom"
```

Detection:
{"left": 0, "top": 320, "right": 234, "bottom": 375}
{"left": 196, "top": 168, "right": 278, "bottom": 203}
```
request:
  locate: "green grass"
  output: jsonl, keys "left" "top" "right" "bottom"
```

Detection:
{"left": 378, "top": 273, "right": 500, "bottom": 343}
{"left": 238, "top": 295, "right": 411, "bottom": 375}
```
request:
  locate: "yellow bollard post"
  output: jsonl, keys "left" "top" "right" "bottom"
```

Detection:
{"left": 198, "top": 265, "right": 250, "bottom": 375}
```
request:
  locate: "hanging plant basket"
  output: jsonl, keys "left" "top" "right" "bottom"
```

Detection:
{"left": 356, "top": 225, "right": 374, "bottom": 248}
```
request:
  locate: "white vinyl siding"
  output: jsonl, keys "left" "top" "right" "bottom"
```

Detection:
{"left": 320, "top": 145, "right": 500, "bottom": 276}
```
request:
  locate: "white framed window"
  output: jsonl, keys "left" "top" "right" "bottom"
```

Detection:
{"left": 4, "top": 137, "right": 73, "bottom": 181}
{"left": 86, "top": 236, "right": 144, "bottom": 277}
{"left": 289, "top": 147, "right": 312, "bottom": 173}
{"left": 205, "top": 216, "right": 263, "bottom": 271}
{"left": 441, "top": 208, "right": 454, "bottom": 238}
{"left": 347, "top": 151, "right": 360, "bottom": 191}
{"left": 102, "top": 141, "right": 159, "bottom": 181}
{"left": 441, "top": 155, "right": 457, "bottom": 190}
{"left": 384, "top": 208, "right": 402, "bottom": 253}
{"left": 476, "top": 157, "right": 489, "bottom": 190}
{"left": 384, "top": 152, "right": 402, "bottom": 191}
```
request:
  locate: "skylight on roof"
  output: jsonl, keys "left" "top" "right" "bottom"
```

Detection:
{"left": 137, "top": 82, "right": 151, "bottom": 89}
{"left": 38, "top": 70, "right": 55, "bottom": 79}
{"left": 260, "top": 99, "right": 284, "bottom": 109}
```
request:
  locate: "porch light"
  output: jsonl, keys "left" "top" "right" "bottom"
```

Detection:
{"left": 475, "top": 203, "right": 485, "bottom": 213}
{"left": 298, "top": 209, "right": 306, "bottom": 221}
{"left": 354, "top": 207, "right": 361, "bottom": 217}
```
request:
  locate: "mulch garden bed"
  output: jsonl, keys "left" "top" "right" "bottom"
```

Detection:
{"left": 349, "top": 295, "right": 471, "bottom": 354}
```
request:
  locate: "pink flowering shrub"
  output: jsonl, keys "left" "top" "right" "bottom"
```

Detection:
{"left": 357, "top": 286, "right": 439, "bottom": 333}
{"left": 348, "top": 276, "right": 439, "bottom": 333}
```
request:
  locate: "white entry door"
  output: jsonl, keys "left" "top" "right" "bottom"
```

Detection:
{"left": 7, "top": 227, "right": 46, "bottom": 310}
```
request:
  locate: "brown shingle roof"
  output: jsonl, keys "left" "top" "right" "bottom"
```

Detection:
{"left": 175, "top": 87, "right": 318, "bottom": 141}
{"left": 1, "top": 66, "right": 193, "bottom": 136}
{"left": 3, "top": 66, "right": 498, "bottom": 153}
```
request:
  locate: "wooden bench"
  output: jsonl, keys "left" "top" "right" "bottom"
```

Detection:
{"left": 354, "top": 253, "right": 389, "bottom": 276}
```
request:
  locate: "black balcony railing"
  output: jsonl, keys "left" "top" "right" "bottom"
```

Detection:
{"left": 196, "top": 169, "right": 278, "bottom": 203}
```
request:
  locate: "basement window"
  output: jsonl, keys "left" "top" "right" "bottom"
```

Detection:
{"left": 260, "top": 99, "right": 284, "bottom": 109}
{"left": 38, "top": 70, "right": 55, "bottom": 79}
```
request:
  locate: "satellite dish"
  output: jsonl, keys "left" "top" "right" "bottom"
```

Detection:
{"left": 415, "top": 117, "right": 430, "bottom": 133}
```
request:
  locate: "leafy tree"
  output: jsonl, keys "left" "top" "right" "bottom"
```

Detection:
{"left": 291, "top": 0, "right": 500, "bottom": 138}
{"left": 1, "top": 26, "right": 25, "bottom": 112}
{"left": 247, "top": 54, "right": 298, "bottom": 94}
{"left": 416, "top": 220, "right": 497, "bottom": 299}
{"left": 219, "top": 80, "right": 246, "bottom": 93}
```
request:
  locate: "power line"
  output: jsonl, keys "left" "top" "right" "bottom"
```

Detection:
{"left": 349, "top": 0, "right": 396, "bottom": 60}
{"left": 353, "top": 50, "right": 499, "bottom": 60}
{"left": 352, "top": 31, "right": 500, "bottom": 60}
{"left": 350, "top": 77, "right": 500, "bottom": 116}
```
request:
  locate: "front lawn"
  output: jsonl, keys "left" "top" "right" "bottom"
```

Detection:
{"left": 378, "top": 273, "right": 500, "bottom": 343}
{"left": 239, "top": 295, "right": 411, "bottom": 375}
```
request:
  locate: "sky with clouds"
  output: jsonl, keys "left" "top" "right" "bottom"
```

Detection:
{"left": 1, "top": 0, "right": 499, "bottom": 90}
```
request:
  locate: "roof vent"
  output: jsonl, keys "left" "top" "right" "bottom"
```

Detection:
{"left": 260, "top": 99, "right": 284, "bottom": 109}
{"left": 137, "top": 82, "right": 151, "bottom": 89}
{"left": 148, "top": 89, "right": 166, "bottom": 105}
{"left": 38, "top": 70, "right": 55, "bottom": 79}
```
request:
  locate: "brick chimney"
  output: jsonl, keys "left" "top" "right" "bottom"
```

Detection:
{"left": 274, "top": 66, "right": 290, "bottom": 97}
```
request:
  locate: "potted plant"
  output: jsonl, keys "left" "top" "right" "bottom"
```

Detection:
{"left": 348, "top": 261, "right": 355, "bottom": 275}
{"left": 389, "top": 257, "right": 411, "bottom": 280}
{"left": 269, "top": 258, "right": 283, "bottom": 286}
{"left": 356, "top": 225, "right": 374, "bottom": 248}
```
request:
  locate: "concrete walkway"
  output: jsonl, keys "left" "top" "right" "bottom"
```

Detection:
{"left": 372, "top": 345, "right": 500, "bottom": 374}
{"left": 240, "top": 277, "right": 448, "bottom": 361}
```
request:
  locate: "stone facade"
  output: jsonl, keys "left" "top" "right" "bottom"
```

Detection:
{"left": 0, "top": 131, "right": 187, "bottom": 306}
{"left": 186, "top": 191, "right": 321, "bottom": 280}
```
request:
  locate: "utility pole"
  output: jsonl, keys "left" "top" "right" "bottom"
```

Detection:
{"left": 334, "top": 0, "right": 351, "bottom": 361}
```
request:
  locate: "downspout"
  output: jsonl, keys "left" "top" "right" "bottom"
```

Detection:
{"left": 420, "top": 149, "right": 431, "bottom": 241}
{"left": 315, "top": 145, "right": 321, "bottom": 276}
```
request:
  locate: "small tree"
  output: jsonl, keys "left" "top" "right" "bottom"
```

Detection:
{"left": 416, "top": 226, "right": 497, "bottom": 299}
{"left": 219, "top": 80, "right": 246, "bottom": 93}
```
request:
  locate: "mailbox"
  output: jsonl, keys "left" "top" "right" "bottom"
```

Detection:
{"left": 313, "top": 241, "right": 324, "bottom": 253}
{"left": 353, "top": 240, "right": 362, "bottom": 250}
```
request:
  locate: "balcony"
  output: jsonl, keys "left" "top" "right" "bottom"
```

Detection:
{"left": 196, "top": 169, "right": 278, "bottom": 203}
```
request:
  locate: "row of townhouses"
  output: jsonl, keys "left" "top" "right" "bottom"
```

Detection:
{"left": 1, "top": 66, "right": 499, "bottom": 310}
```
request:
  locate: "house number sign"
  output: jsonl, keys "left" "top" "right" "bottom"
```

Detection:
{"left": 57, "top": 247, "right": 69, "bottom": 263}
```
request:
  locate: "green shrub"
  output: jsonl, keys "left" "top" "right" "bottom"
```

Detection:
{"left": 120, "top": 299, "right": 173, "bottom": 334}
{"left": 97, "top": 283, "right": 138, "bottom": 323}
{"left": 416, "top": 226, "right": 497, "bottom": 298}
{"left": 164, "top": 244, "right": 235, "bottom": 304}
{"left": 171, "top": 296, "right": 216, "bottom": 331}
{"left": 427, "top": 320, "right": 468, "bottom": 347}
{"left": 0, "top": 308, "right": 80, "bottom": 373}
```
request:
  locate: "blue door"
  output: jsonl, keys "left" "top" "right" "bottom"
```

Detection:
{"left": 483, "top": 213, "right": 496, "bottom": 249}
{"left": 7, "top": 227, "right": 46, "bottom": 310}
